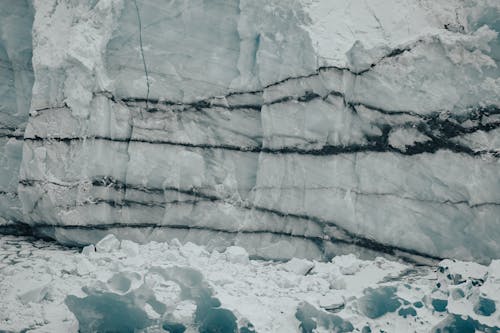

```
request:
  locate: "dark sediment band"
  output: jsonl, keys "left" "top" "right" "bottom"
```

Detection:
{"left": 19, "top": 177, "right": 444, "bottom": 262}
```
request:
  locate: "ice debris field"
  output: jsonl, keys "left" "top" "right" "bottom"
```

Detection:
{"left": 0, "top": 234, "right": 499, "bottom": 333}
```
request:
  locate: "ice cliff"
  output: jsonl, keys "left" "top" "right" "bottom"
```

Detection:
{"left": 0, "top": 0, "right": 34, "bottom": 233}
{"left": 1, "top": 0, "right": 500, "bottom": 263}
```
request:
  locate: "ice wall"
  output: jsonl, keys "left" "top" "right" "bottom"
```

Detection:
{"left": 8, "top": 0, "right": 500, "bottom": 262}
{"left": 0, "top": 0, "right": 34, "bottom": 233}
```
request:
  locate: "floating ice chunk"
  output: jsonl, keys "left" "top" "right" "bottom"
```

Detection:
{"left": 282, "top": 258, "right": 315, "bottom": 275}
{"left": 144, "top": 274, "right": 181, "bottom": 307}
{"left": 330, "top": 278, "right": 347, "bottom": 290}
{"left": 81, "top": 244, "right": 95, "bottom": 256}
{"left": 17, "top": 274, "right": 52, "bottom": 304}
{"left": 319, "top": 293, "right": 345, "bottom": 312}
{"left": 450, "top": 288, "right": 465, "bottom": 300}
{"left": 438, "top": 259, "right": 488, "bottom": 281}
{"left": 332, "top": 254, "right": 364, "bottom": 275}
{"left": 120, "top": 240, "right": 139, "bottom": 257}
{"left": 181, "top": 242, "right": 209, "bottom": 259}
{"left": 75, "top": 257, "right": 94, "bottom": 276}
{"left": 224, "top": 246, "right": 249, "bottom": 264}
{"left": 170, "top": 238, "right": 182, "bottom": 248}
{"left": 481, "top": 260, "right": 500, "bottom": 310}
{"left": 144, "top": 303, "right": 161, "bottom": 320}
{"left": 95, "top": 234, "right": 120, "bottom": 253}
{"left": 295, "top": 301, "right": 354, "bottom": 333}
{"left": 276, "top": 272, "right": 301, "bottom": 289}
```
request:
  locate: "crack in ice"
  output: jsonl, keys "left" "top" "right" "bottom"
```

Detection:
{"left": 133, "top": 0, "right": 150, "bottom": 112}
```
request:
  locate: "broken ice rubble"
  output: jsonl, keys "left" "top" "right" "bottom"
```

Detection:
{"left": 0, "top": 235, "right": 499, "bottom": 332}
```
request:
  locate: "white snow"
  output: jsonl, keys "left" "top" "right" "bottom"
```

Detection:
{"left": 281, "top": 258, "right": 315, "bottom": 275}
{"left": 301, "top": 0, "right": 442, "bottom": 66}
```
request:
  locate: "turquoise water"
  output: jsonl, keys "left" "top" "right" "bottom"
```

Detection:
{"left": 295, "top": 301, "right": 354, "bottom": 333}
{"left": 65, "top": 266, "right": 249, "bottom": 333}
{"left": 358, "top": 286, "right": 402, "bottom": 319}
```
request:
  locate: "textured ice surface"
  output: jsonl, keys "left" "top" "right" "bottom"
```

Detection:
{"left": 0, "top": 0, "right": 34, "bottom": 230}
{"left": 0, "top": 0, "right": 499, "bottom": 262}
{"left": 0, "top": 235, "right": 499, "bottom": 332}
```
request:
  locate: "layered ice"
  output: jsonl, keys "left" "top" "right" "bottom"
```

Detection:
{"left": 0, "top": 0, "right": 498, "bottom": 262}
{"left": 0, "top": 0, "right": 34, "bottom": 232}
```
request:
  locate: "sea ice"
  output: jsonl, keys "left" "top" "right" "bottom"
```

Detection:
{"left": 0, "top": 235, "right": 498, "bottom": 332}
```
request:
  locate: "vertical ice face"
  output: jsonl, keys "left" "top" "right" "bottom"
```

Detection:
{"left": 8, "top": 0, "right": 500, "bottom": 262}
{"left": 0, "top": 0, "right": 34, "bottom": 232}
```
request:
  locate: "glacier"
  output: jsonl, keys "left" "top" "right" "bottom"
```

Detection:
{"left": 0, "top": 0, "right": 33, "bottom": 233}
{"left": 1, "top": 0, "right": 500, "bottom": 331}
{"left": 1, "top": 0, "right": 500, "bottom": 264}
